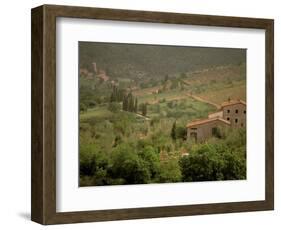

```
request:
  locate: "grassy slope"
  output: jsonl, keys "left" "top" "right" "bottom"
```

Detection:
{"left": 80, "top": 107, "right": 113, "bottom": 121}
{"left": 130, "top": 64, "right": 246, "bottom": 107}
{"left": 198, "top": 82, "right": 246, "bottom": 105}
{"left": 182, "top": 64, "right": 246, "bottom": 105}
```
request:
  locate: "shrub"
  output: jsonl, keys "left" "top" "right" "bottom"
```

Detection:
{"left": 157, "top": 159, "right": 182, "bottom": 183}
{"left": 179, "top": 147, "right": 225, "bottom": 182}
{"left": 175, "top": 126, "right": 187, "bottom": 140}
{"left": 110, "top": 144, "right": 151, "bottom": 184}
{"left": 179, "top": 129, "right": 246, "bottom": 182}
{"left": 79, "top": 144, "right": 110, "bottom": 185}
{"left": 138, "top": 146, "right": 160, "bottom": 178}
{"left": 80, "top": 103, "right": 87, "bottom": 112}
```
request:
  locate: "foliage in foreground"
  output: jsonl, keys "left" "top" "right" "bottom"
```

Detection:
{"left": 80, "top": 127, "right": 246, "bottom": 186}
{"left": 179, "top": 128, "right": 246, "bottom": 182}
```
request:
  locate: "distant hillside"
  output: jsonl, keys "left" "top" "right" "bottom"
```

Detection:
{"left": 184, "top": 64, "right": 246, "bottom": 104}
{"left": 129, "top": 64, "right": 246, "bottom": 104}
{"left": 79, "top": 42, "right": 246, "bottom": 80}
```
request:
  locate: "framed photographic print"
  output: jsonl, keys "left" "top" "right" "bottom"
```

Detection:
{"left": 31, "top": 4, "right": 274, "bottom": 225}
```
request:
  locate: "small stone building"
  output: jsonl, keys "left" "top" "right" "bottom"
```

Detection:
{"left": 187, "top": 100, "right": 246, "bottom": 142}
{"left": 186, "top": 117, "right": 230, "bottom": 142}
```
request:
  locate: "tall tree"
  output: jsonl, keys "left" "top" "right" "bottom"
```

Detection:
{"left": 134, "top": 97, "right": 138, "bottom": 113}
{"left": 110, "top": 85, "right": 118, "bottom": 102}
{"left": 171, "top": 121, "right": 177, "bottom": 140}
{"left": 110, "top": 92, "right": 114, "bottom": 102}
{"left": 117, "top": 89, "right": 124, "bottom": 102}
{"left": 141, "top": 103, "right": 147, "bottom": 116}
{"left": 130, "top": 97, "right": 134, "bottom": 112}
{"left": 122, "top": 95, "right": 128, "bottom": 111}
{"left": 127, "top": 92, "right": 134, "bottom": 112}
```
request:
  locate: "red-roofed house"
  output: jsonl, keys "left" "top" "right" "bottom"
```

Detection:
{"left": 187, "top": 99, "right": 246, "bottom": 142}
{"left": 187, "top": 117, "right": 230, "bottom": 142}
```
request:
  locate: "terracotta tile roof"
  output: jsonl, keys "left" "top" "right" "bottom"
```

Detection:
{"left": 221, "top": 99, "right": 246, "bottom": 107}
{"left": 186, "top": 117, "right": 230, "bottom": 128}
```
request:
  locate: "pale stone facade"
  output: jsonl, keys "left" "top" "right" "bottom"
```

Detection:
{"left": 187, "top": 118, "right": 230, "bottom": 142}
{"left": 221, "top": 101, "right": 246, "bottom": 128}
{"left": 187, "top": 100, "right": 246, "bottom": 142}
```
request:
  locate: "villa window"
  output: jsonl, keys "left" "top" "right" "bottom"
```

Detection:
{"left": 244, "top": 110, "right": 246, "bottom": 114}
{"left": 227, "top": 117, "right": 230, "bottom": 121}
{"left": 235, "top": 109, "right": 238, "bottom": 113}
{"left": 235, "top": 118, "right": 238, "bottom": 123}
{"left": 227, "top": 109, "right": 230, "bottom": 113}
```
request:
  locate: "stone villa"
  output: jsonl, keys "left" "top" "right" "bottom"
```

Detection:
{"left": 186, "top": 99, "right": 246, "bottom": 142}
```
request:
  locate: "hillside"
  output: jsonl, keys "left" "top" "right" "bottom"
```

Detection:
{"left": 182, "top": 64, "right": 246, "bottom": 104}
{"left": 130, "top": 64, "right": 246, "bottom": 106}
{"left": 79, "top": 42, "right": 246, "bottom": 81}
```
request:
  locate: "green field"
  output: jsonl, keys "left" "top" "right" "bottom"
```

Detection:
{"left": 80, "top": 107, "right": 114, "bottom": 121}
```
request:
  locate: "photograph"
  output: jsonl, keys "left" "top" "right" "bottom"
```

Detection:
{"left": 78, "top": 42, "right": 247, "bottom": 187}
{"left": 30, "top": 4, "right": 274, "bottom": 224}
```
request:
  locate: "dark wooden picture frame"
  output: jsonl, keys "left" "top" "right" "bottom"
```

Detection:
{"left": 31, "top": 4, "right": 274, "bottom": 225}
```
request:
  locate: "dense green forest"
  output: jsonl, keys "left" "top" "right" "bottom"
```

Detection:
{"left": 79, "top": 42, "right": 246, "bottom": 186}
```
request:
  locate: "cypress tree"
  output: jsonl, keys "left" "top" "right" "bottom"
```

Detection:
{"left": 144, "top": 103, "right": 147, "bottom": 116}
{"left": 110, "top": 92, "right": 114, "bottom": 102}
{"left": 171, "top": 121, "right": 177, "bottom": 140}
{"left": 134, "top": 98, "right": 138, "bottom": 113}
{"left": 122, "top": 95, "right": 128, "bottom": 111}
{"left": 141, "top": 103, "right": 147, "bottom": 116}
{"left": 127, "top": 92, "right": 134, "bottom": 112}
{"left": 110, "top": 85, "right": 118, "bottom": 102}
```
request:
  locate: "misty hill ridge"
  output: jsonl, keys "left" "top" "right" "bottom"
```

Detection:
{"left": 79, "top": 42, "right": 246, "bottom": 80}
